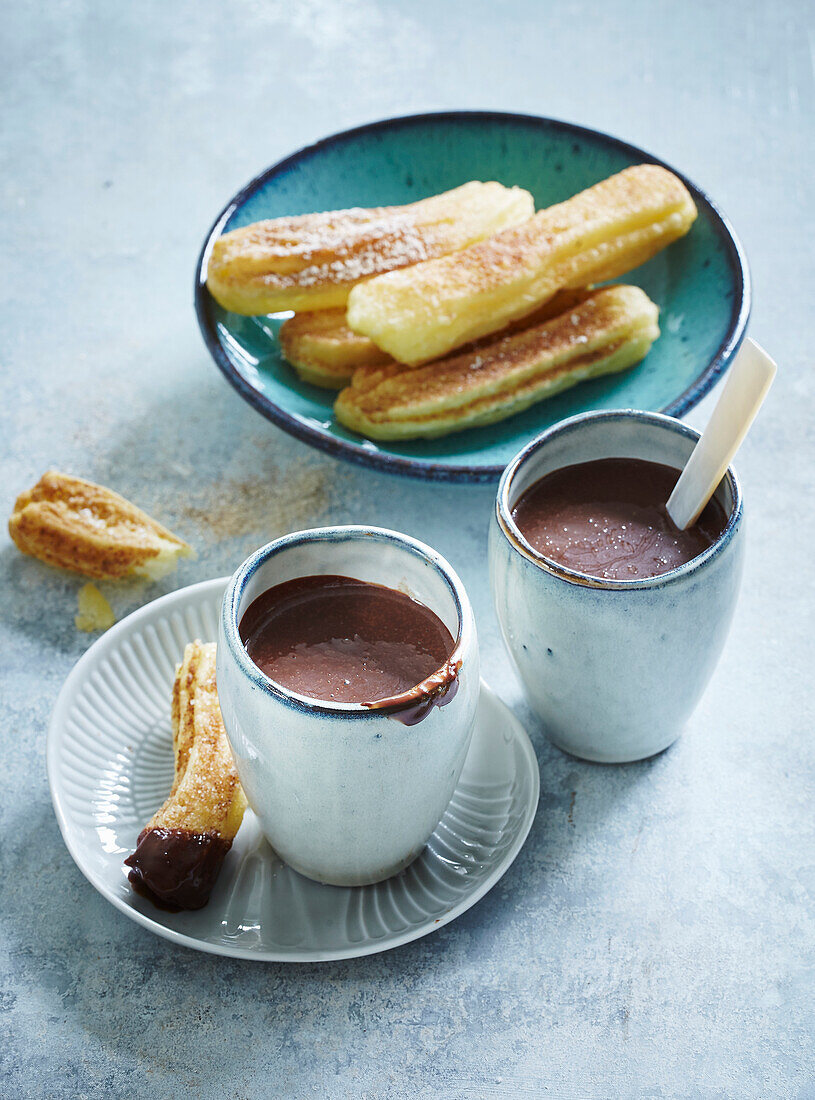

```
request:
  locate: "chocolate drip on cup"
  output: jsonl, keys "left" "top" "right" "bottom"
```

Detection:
{"left": 363, "top": 658, "right": 462, "bottom": 725}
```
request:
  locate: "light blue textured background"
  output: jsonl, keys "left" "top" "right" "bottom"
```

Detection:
{"left": 1, "top": 2, "right": 813, "bottom": 1097}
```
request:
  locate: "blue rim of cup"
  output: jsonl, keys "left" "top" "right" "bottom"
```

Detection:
{"left": 495, "top": 409, "right": 743, "bottom": 590}
{"left": 193, "top": 109, "right": 751, "bottom": 484}
{"left": 221, "top": 525, "right": 468, "bottom": 717}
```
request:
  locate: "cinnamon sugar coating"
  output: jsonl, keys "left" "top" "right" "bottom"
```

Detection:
{"left": 9, "top": 471, "right": 193, "bottom": 580}
{"left": 346, "top": 164, "right": 695, "bottom": 365}
{"left": 335, "top": 285, "right": 659, "bottom": 440}
{"left": 206, "top": 181, "right": 534, "bottom": 315}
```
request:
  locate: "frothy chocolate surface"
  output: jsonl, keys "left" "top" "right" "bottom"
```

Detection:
{"left": 239, "top": 575, "right": 456, "bottom": 704}
{"left": 511, "top": 458, "right": 727, "bottom": 581}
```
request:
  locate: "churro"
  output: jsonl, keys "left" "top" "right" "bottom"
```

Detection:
{"left": 206, "top": 181, "right": 534, "bottom": 315}
{"left": 124, "top": 642, "right": 247, "bottom": 910}
{"left": 279, "top": 308, "right": 392, "bottom": 388}
{"left": 335, "top": 285, "right": 659, "bottom": 440}
{"left": 346, "top": 165, "right": 695, "bottom": 364}
{"left": 281, "top": 288, "right": 595, "bottom": 390}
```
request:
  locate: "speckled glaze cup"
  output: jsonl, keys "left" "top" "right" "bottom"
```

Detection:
{"left": 217, "top": 527, "right": 479, "bottom": 886}
{"left": 489, "top": 411, "right": 744, "bottom": 763}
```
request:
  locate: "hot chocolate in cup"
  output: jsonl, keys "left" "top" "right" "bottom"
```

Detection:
{"left": 489, "top": 410, "right": 744, "bottom": 763}
{"left": 217, "top": 526, "right": 479, "bottom": 887}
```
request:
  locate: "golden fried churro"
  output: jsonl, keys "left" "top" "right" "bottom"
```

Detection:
{"left": 346, "top": 165, "right": 695, "bottom": 364}
{"left": 280, "top": 288, "right": 595, "bottom": 390}
{"left": 125, "top": 642, "right": 248, "bottom": 910}
{"left": 279, "top": 308, "right": 393, "bottom": 388}
{"left": 335, "top": 285, "right": 659, "bottom": 440}
{"left": 206, "top": 181, "right": 534, "bottom": 315}
{"left": 8, "top": 471, "right": 193, "bottom": 580}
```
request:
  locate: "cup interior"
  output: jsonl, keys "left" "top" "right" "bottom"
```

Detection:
{"left": 498, "top": 411, "right": 740, "bottom": 583}
{"left": 226, "top": 527, "right": 465, "bottom": 709}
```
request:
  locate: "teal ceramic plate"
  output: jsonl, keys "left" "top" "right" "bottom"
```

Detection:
{"left": 195, "top": 111, "right": 749, "bottom": 482}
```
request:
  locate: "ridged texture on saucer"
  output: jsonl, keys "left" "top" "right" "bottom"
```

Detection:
{"left": 280, "top": 287, "right": 595, "bottom": 390}
{"left": 335, "top": 285, "right": 659, "bottom": 440}
{"left": 124, "top": 641, "right": 248, "bottom": 910}
{"left": 206, "top": 181, "right": 535, "bottom": 315}
{"left": 51, "top": 575, "right": 538, "bottom": 956}
{"left": 346, "top": 165, "right": 695, "bottom": 364}
{"left": 8, "top": 471, "right": 193, "bottom": 580}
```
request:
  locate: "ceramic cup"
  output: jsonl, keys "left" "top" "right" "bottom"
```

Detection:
{"left": 489, "top": 410, "right": 744, "bottom": 763}
{"left": 217, "top": 526, "right": 479, "bottom": 886}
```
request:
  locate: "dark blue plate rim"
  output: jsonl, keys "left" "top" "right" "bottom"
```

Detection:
{"left": 194, "top": 109, "right": 751, "bottom": 484}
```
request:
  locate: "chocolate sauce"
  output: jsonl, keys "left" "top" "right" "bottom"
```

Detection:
{"left": 124, "top": 827, "right": 232, "bottom": 910}
{"left": 363, "top": 660, "right": 461, "bottom": 725}
{"left": 511, "top": 458, "right": 727, "bottom": 581}
{"left": 239, "top": 575, "right": 457, "bottom": 712}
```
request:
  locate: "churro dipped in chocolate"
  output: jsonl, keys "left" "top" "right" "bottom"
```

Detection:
{"left": 125, "top": 642, "right": 247, "bottom": 910}
{"left": 346, "top": 164, "right": 695, "bottom": 365}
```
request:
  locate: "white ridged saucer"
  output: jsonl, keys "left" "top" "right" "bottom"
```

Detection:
{"left": 48, "top": 578, "right": 539, "bottom": 962}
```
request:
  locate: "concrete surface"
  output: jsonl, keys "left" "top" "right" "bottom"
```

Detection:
{"left": 1, "top": 1, "right": 813, "bottom": 1097}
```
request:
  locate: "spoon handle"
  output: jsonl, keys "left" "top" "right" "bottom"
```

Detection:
{"left": 666, "top": 338, "right": 777, "bottom": 530}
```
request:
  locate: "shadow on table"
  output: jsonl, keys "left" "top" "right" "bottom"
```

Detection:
{"left": 0, "top": 542, "right": 184, "bottom": 660}
{"left": 4, "top": 736, "right": 667, "bottom": 1094}
{"left": 0, "top": 371, "right": 342, "bottom": 657}
{"left": 91, "top": 367, "right": 490, "bottom": 560}
{"left": 2, "top": 365, "right": 495, "bottom": 660}
{"left": 3, "top": 365, "right": 673, "bottom": 1093}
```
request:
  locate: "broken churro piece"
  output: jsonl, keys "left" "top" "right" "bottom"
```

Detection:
{"left": 8, "top": 471, "right": 193, "bottom": 580}
{"left": 346, "top": 164, "right": 695, "bottom": 364}
{"left": 125, "top": 642, "right": 248, "bottom": 910}
{"left": 335, "top": 285, "right": 659, "bottom": 440}
{"left": 75, "top": 583, "right": 115, "bottom": 632}
{"left": 206, "top": 181, "right": 534, "bottom": 315}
